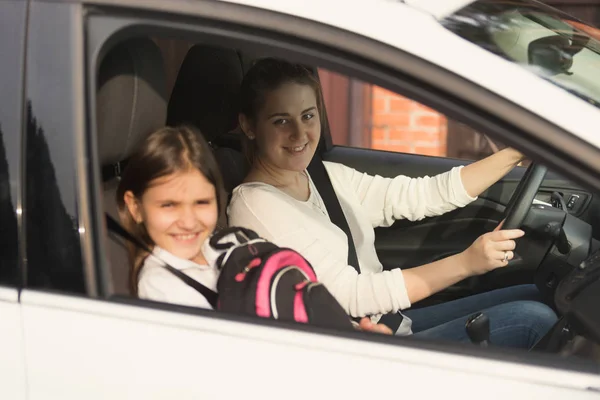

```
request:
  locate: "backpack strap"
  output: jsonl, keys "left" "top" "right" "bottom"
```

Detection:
{"left": 307, "top": 156, "right": 360, "bottom": 274}
{"left": 209, "top": 226, "right": 260, "bottom": 250}
{"left": 105, "top": 214, "right": 218, "bottom": 308}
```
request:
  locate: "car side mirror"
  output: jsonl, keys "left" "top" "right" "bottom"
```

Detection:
{"left": 528, "top": 35, "right": 574, "bottom": 76}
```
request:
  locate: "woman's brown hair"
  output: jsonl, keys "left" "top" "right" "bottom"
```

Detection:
{"left": 239, "top": 58, "right": 325, "bottom": 165}
{"left": 116, "top": 125, "right": 226, "bottom": 295}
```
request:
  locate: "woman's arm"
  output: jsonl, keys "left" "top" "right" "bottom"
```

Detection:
{"left": 325, "top": 161, "right": 476, "bottom": 227}
{"left": 402, "top": 253, "right": 470, "bottom": 304}
{"left": 460, "top": 148, "right": 524, "bottom": 198}
{"left": 402, "top": 225, "right": 524, "bottom": 303}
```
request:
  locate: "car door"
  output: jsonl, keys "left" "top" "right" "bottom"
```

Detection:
{"left": 17, "top": 0, "right": 600, "bottom": 398}
{"left": 0, "top": 288, "right": 25, "bottom": 400}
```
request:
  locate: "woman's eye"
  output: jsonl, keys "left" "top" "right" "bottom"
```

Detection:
{"left": 274, "top": 119, "right": 288, "bottom": 126}
{"left": 195, "top": 200, "right": 211, "bottom": 206}
{"left": 160, "top": 202, "right": 174, "bottom": 208}
{"left": 303, "top": 113, "right": 314, "bottom": 121}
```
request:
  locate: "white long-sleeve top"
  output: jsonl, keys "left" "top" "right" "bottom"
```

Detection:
{"left": 227, "top": 161, "right": 476, "bottom": 326}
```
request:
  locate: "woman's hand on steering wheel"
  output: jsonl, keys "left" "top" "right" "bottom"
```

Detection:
{"left": 460, "top": 221, "right": 525, "bottom": 276}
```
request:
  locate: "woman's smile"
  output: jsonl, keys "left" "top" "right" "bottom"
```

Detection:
{"left": 283, "top": 142, "right": 309, "bottom": 155}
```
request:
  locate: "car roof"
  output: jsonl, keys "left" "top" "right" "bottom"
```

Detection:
{"left": 402, "top": 0, "right": 476, "bottom": 20}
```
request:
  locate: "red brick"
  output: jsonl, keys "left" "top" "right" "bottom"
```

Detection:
{"left": 414, "top": 113, "right": 442, "bottom": 128}
{"left": 388, "top": 129, "right": 412, "bottom": 141}
{"left": 439, "top": 122, "right": 448, "bottom": 135}
{"left": 387, "top": 129, "right": 441, "bottom": 144}
{"left": 371, "top": 141, "right": 389, "bottom": 151}
{"left": 372, "top": 97, "right": 388, "bottom": 113}
{"left": 389, "top": 96, "right": 414, "bottom": 112}
{"left": 372, "top": 142, "right": 412, "bottom": 153}
{"left": 372, "top": 86, "right": 397, "bottom": 99}
{"left": 408, "top": 130, "right": 440, "bottom": 142}
{"left": 414, "top": 145, "right": 444, "bottom": 157}
{"left": 372, "top": 112, "right": 411, "bottom": 128}
{"left": 439, "top": 130, "right": 447, "bottom": 144}
{"left": 413, "top": 103, "right": 437, "bottom": 113}
{"left": 438, "top": 120, "right": 448, "bottom": 144}
{"left": 371, "top": 127, "right": 387, "bottom": 142}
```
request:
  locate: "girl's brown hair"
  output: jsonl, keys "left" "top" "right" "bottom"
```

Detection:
{"left": 116, "top": 125, "right": 226, "bottom": 295}
{"left": 239, "top": 58, "right": 325, "bottom": 165}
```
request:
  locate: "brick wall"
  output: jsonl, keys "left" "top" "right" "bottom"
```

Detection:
{"left": 318, "top": 68, "right": 449, "bottom": 156}
{"left": 370, "top": 86, "right": 447, "bottom": 156}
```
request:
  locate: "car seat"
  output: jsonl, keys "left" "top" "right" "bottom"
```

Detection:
{"left": 96, "top": 37, "right": 167, "bottom": 295}
{"left": 166, "top": 44, "right": 251, "bottom": 197}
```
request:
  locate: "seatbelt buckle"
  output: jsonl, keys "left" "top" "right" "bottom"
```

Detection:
{"left": 113, "top": 162, "right": 122, "bottom": 180}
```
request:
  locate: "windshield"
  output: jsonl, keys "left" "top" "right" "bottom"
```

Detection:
{"left": 442, "top": 0, "right": 600, "bottom": 109}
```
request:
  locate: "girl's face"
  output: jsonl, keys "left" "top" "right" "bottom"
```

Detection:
{"left": 242, "top": 82, "right": 321, "bottom": 173}
{"left": 125, "top": 169, "right": 218, "bottom": 265}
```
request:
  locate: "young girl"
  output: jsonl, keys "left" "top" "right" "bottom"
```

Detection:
{"left": 116, "top": 125, "right": 391, "bottom": 334}
{"left": 116, "top": 125, "right": 227, "bottom": 308}
{"left": 227, "top": 58, "right": 557, "bottom": 348}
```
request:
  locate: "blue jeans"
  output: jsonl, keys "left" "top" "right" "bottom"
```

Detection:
{"left": 402, "top": 284, "right": 557, "bottom": 349}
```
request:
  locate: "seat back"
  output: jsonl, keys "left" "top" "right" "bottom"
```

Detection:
{"left": 166, "top": 45, "right": 250, "bottom": 196}
{"left": 96, "top": 37, "right": 167, "bottom": 295}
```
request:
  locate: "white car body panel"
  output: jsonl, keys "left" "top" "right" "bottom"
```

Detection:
{"left": 20, "top": 291, "right": 600, "bottom": 399}
{"left": 403, "top": 0, "right": 477, "bottom": 19}
{"left": 0, "top": 287, "right": 26, "bottom": 400}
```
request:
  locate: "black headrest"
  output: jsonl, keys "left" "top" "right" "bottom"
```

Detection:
{"left": 97, "top": 38, "right": 167, "bottom": 166}
{"left": 166, "top": 45, "right": 244, "bottom": 142}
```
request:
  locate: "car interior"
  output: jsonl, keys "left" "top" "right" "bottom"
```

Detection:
{"left": 95, "top": 34, "right": 600, "bottom": 359}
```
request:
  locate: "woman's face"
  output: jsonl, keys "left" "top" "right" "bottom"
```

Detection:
{"left": 245, "top": 82, "right": 321, "bottom": 173}
{"left": 125, "top": 169, "right": 218, "bottom": 265}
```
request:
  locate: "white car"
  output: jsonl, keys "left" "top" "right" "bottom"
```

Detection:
{"left": 1, "top": 0, "right": 600, "bottom": 398}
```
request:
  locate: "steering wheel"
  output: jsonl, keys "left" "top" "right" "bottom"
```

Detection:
{"left": 502, "top": 163, "right": 548, "bottom": 229}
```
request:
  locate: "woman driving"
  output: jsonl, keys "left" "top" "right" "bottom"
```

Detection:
{"left": 227, "top": 58, "right": 557, "bottom": 348}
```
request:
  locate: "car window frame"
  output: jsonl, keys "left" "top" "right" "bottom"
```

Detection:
{"left": 81, "top": 1, "right": 600, "bottom": 374}
{"left": 23, "top": 0, "right": 89, "bottom": 296}
{"left": 0, "top": 0, "right": 28, "bottom": 290}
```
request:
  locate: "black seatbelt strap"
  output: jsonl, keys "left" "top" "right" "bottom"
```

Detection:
{"left": 160, "top": 264, "right": 219, "bottom": 309}
{"left": 105, "top": 214, "right": 218, "bottom": 308}
{"left": 307, "top": 156, "right": 360, "bottom": 273}
{"left": 307, "top": 156, "right": 403, "bottom": 332}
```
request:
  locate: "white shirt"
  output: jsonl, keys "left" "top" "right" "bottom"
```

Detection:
{"left": 227, "top": 161, "right": 476, "bottom": 331}
{"left": 138, "top": 244, "right": 222, "bottom": 309}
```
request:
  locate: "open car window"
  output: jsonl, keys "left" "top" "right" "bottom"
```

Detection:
{"left": 442, "top": 0, "right": 600, "bottom": 109}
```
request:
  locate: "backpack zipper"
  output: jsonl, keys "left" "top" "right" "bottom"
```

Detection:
{"left": 270, "top": 266, "right": 310, "bottom": 319}
{"left": 235, "top": 258, "right": 262, "bottom": 282}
